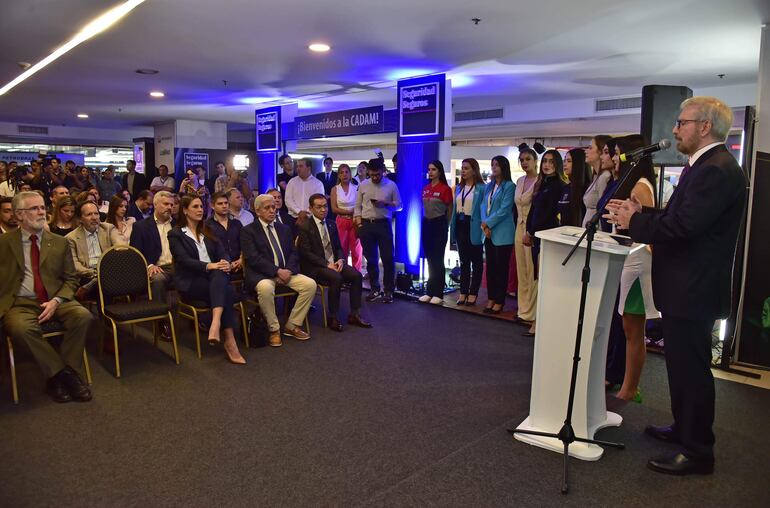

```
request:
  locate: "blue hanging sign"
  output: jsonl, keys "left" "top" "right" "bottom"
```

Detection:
{"left": 256, "top": 106, "right": 281, "bottom": 152}
{"left": 397, "top": 74, "right": 446, "bottom": 142}
{"left": 295, "top": 106, "right": 384, "bottom": 139}
{"left": 182, "top": 151, "right": 209, "bottom": 174}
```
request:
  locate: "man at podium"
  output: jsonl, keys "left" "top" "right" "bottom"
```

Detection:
{"left": 606, "top": 96, "right": 747, "bottom": 476}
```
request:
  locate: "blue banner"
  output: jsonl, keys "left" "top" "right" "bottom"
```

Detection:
{"left": 295, "top": 106, "right": 384, "bottom": 139}
{"left": 182, "top": 152, "right": 209, "bottom": 174}
{"left": 397, "top": 74, "right": 446, "bottom": 142}
{"left": 256, "top": 106, "right": 281, "bottom": 152}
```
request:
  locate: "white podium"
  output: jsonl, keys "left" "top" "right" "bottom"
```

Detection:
{"left": 514, "top": 226, "right": 644, "bottom": 460}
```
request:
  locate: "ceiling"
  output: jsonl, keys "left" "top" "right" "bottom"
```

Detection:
{"left": 0, "top": 0, "right": 767, "bottom": 131}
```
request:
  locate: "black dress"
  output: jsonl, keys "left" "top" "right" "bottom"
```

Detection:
{"left": 49, "top": 225, "right": 76, "bottom": 236}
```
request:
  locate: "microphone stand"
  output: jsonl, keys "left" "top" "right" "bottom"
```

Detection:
{"left": 508, "top": 159, "right": 644, "bottom": 494}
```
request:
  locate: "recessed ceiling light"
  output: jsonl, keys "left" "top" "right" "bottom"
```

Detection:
{"left": 149, "top": 91, "right": 165, "bottom": 98}
{"left": 136, "top": 68, "right": 159, "bottom": 75}
{"left": 308, "top": 43, "right": 331, "bottom": 52}
{"left": 77, "top": 113, "right": 89, "bottom": 119}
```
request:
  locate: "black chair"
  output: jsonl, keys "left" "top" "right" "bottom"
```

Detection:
{"left": 97, "top": 245, "right": 180, "bottom": 378}
{"left": 5, "top": 320, "right": 92, "bottom": 404}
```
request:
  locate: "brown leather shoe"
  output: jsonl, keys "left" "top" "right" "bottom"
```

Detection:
{"left": 347, "top": 314, "right": 373, "bottom": 328}
{"left": 328, "top": 317, "right": 343, "bottom": 332}
{"left": 268, "top": 331, "right": 282, "bottom": 347}
{"left": 283, "top": 326, "right": 310, "bottom": 340}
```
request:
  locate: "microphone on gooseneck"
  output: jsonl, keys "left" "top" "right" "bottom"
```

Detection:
{"left": 619, "top": 139, "right": 671, "bottom": 162}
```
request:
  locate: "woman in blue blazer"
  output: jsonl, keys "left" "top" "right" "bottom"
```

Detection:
{"left": 450, "top": 158, "right": 486, "bottom": 306}
{"left": 480, "top": 155, "right": 516, "bottom": 314}
{"left": 168, "top": 195, "right": 245, "bottom": 365}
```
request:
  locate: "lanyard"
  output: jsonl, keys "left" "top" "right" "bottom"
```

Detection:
{"left": 460, "top": 184, "right": 474, "bottom": 209}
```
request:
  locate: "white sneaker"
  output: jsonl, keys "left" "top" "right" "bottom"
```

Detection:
{"left": 429, "top": 297, "right": 444, "bottom": 305}
{"left": 418, "top": 295, "right": 431, "bottom": 303}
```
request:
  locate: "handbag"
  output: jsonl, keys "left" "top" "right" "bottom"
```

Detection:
{"left": 246, "top": 309, "right": 270, "bottom": 348}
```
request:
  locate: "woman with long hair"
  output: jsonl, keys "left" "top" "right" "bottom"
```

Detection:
{"left": 513, "top": 147, "right": 539, "bottom": 325}
{"left": 480, "top": 155, "right": 516, "bottom": 314}
{"left": 106, "top": 194, "right": 136, "bottom": 244}
{"left": 179, "top": 167, "right": 211, "bottom": 216}
{"left": 450, "top": 158, "right": 485, "bottom": 305}
{"left": 524, "top": 149, "right": 567, "bottom": 336}
{"left": 354, "top": 161, "right": 368, "bottom": 184}
{"left": 609, "top": 134, "right": 659, "bottom": 402}
{"left": 168, "top": 195, "right": 245, "bottom": 364}
{"left": 331, "top": 164, "right": 363, "bottom": 271}
{"left": 417, "top": 160, "right": 453, "bottom": 304}
{"left": 48, "top": 196, "right": 78, "bottom": 236}
{"left": 559, "top": 148, "right": 592, "bottom": 226}
{"left": 582, "top": 135, "right": 613, "bottom": 226}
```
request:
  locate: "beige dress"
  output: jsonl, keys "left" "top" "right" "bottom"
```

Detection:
{"left": 514, "top": 175, "right": 537, "bottom": 321}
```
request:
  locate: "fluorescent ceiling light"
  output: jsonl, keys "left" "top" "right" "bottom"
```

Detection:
{"left": 308, "top": 43, "right": 331, "bottom": 52}
{"left": 0, "top": 0, "right": 146, "bottom": 97}
{"left": 77, "top": 113, "right": 89, "bottom": 119}
{"left": 149, "top": 91, "right": 165, "bottom": 98}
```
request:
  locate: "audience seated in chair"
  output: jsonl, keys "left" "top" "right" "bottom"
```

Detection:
{"left": 128, "top": 189, "right": 154, "bottom": 221}
{"left": 129, "top": 190, "right": 175, "bottom": 340}
{"left": 66, "top": 200, "right": 125, "bottom": 301}
{"left": 205, "top": 191, "right": 243, "bottom": 277}
{"left": 241, "top": 194, "right": 316, "bottom": 347}
{"left": 298, "top": 193, "right": 371, "bottom": 332}
{"left": 169, "top": 195, "right": 245, "bottom": 364}
{"left": 0, "top": 191, "right": 94, "bottom": 403}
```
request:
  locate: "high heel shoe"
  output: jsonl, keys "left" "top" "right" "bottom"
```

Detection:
{"left": 207, "top": 336, "right": 221, "bottom": 346}
{"left": 466, "top": 296, "right": 477, "bottom": 306}
{"left": 455, "top": 296, "right": 467, "bottom": 306}
{"left": 224, "top": 341, "right": 246, "bottom": 365}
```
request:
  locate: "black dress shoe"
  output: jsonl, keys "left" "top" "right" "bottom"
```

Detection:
{"left": 62, "top": 367, "right": 93, "bottom": 402}
{"left": 328, "top": 317, "right": 344, "bottom": 332}
{"left": 348, "top": 314, "right": 373, "bottom": 328}
{"left": 647, "top": 453, "right": 714, "bottom": 476}
{"left": 159, "top": 321, "right": 172, "bottom": 342}
{"left": 644, "top": 425, "right": 680, "bottom": 444}
{"left": 45, "top": 373, "right": 72, "bottom": 403}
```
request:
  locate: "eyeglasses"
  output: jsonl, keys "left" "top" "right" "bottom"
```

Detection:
{"left": 675, "top": 118, "right": 705, "bottom": 128}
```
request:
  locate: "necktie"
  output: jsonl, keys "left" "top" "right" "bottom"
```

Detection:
{"left": 321, "top": 221, "right": 334, "bottom": 263}
{"left": 267, "top": 224, "right": 286, "bottom": 268}
{"left": 679, "top": 162, "right": 692, "bottom": 181}
{"left": 29, "top": 234, "right": 49, "bottom": 304}
{"left": 276, "top": 213, "right": 282, "bottom": 224}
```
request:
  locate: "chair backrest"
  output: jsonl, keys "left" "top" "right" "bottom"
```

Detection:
{"left": 97, "top": 245, "right": 151, "bottom": 302}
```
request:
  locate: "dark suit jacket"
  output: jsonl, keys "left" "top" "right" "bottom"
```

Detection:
{"left": 629, "top": 145, "right": 747, "bottom": 320}
{"left": 297, "top": 217, "right": 344, "bottom": 275}
{"left": 167, "top": 228, "right": 228, "bottom": 293}
{"left": 275, "top": 208, "right": 291, "bottom": 227}
{"left": 130, "top": 217, "right": 169, "bottom": 266}
{"left": 316, "top": 171, "right": 338, "bottom": 196}
{"left": 0, "top": 230, "right": 78, "bottom": 316}
{"left": 122, "top": 172, "right": 147, "bottom": 197}
{"left": 127, "top": 202, "right": 152, "bottom": 222}
{"left": 240, "top": 220, "right": 299, "bottom": 290}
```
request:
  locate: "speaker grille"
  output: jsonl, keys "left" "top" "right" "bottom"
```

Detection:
{"left": 595, "top": 96, "right": 642, "bottom": 112}
{"left": 455, "top": 108, "right": 504, "bottom": 122}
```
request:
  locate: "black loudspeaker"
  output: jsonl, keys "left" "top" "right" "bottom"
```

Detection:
{"left": 640, "top": 85, "right": 692, "bottom": 166}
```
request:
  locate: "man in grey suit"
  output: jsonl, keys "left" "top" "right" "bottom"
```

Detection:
{"left": 0, "top": 192, "right": 94, "bottom": 403}
{"left": 66, "top": 200, "right": 125, "bottom": 301}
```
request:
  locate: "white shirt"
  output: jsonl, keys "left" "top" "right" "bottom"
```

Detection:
{"left": 154, "top": 216, "right": 173, "bottom": 266}
{"left": 232, "top": 208, "right": 254, "bottom": 226}
{"left": 85, "top": 229, "right": 102, "bottom": 268}
{"left": 285, "top": 175, "right": 324, "bottom": 218}
{"left": 455, "top": 185, "right": 476, "bottom": 216}
{"left": 688, "top": 142, "right": 724, "bottom": 167}
{"left": 335, "top": 182, "right": 358, "bottom": 212}
{"left": 258, "top": 218, "right": 284, "bottom": 267}
{"left": 150, "top": 176, "right": 175, "bottom": 191}
{"left": 181, "top": 227, "right": 211, "bottom": 263}
{"left": 313, "top": 216, "right": 334, "bottom": 263}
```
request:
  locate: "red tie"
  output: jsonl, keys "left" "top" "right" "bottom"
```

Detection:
{"left": 29, "top": 234, "right": 49, "bottom": 304}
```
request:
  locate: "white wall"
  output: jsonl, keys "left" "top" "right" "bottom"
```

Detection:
{"left": 0, "top": 121, "right": 152, "bottom": 146}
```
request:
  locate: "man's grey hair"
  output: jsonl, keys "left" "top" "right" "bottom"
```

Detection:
{"left": 680, "top": 96, "right": 734, "bottom": 142}
{"left": 11, "top": 191, "right": 42, "bottom": 211}
{"left": 253, "top": 194, "right": 276, "bottom": 211}
{"left": 153, "top": 190, "right": 175, "bottom": 207}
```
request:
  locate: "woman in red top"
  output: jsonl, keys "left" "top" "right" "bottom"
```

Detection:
{"left": 418, "top": 160, "right": 453, "bottom": 305}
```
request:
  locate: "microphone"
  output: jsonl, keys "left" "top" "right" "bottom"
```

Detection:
{"left": 619, "top": 139, "right": 671, "bottom": 162}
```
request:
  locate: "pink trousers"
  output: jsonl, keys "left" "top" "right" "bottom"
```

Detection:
{"left": 336, "top": 216, "right": 363, "bottom": 271}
